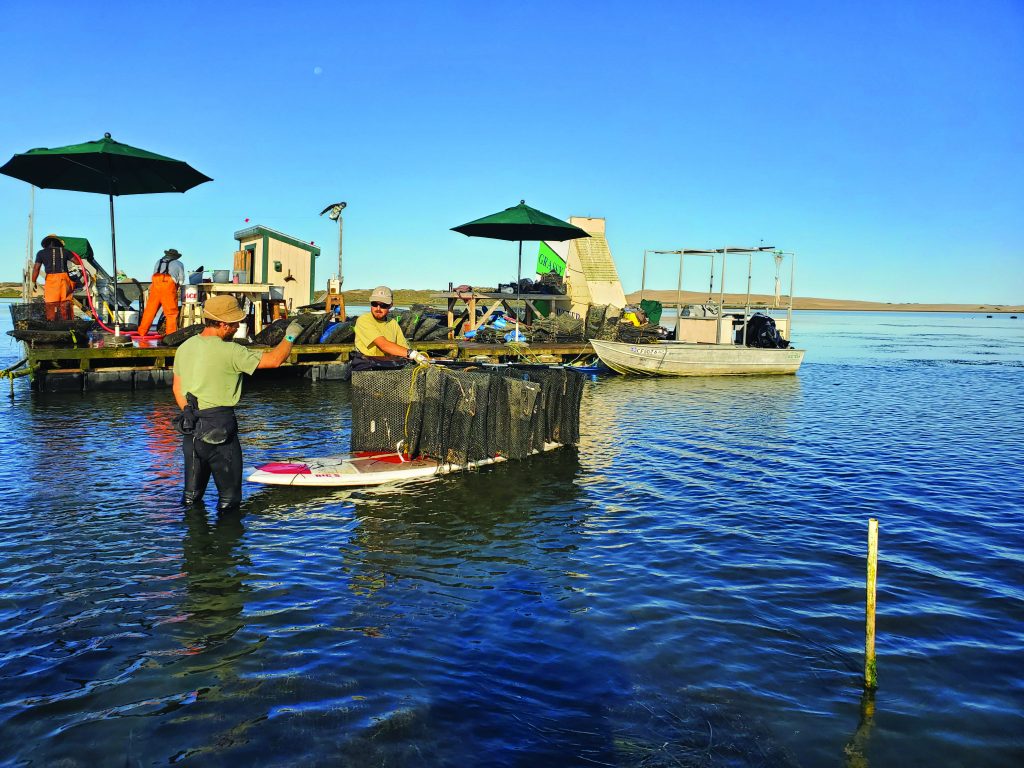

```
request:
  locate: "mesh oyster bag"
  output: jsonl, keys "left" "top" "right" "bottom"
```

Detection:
{"left": 350, "top": 365, "right": 584, "bottom": 465}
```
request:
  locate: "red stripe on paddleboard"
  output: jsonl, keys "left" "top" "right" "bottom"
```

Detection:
{"left": 352, "top": 452, "right": 410, "bottom": 464}
{"left": 257, "top": 462, "right": 312, "bottom": 474}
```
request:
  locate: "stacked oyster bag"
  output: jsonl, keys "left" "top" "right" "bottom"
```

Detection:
{"left": 350, "top": 365, "right": 585, "bottom": 466}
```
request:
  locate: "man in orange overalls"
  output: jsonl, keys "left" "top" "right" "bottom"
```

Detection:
{"left": 138, "top": 248, "right": 185, "bottom": 336}
{"left": 31, "top": 234, "right": 75, "bottom": 321}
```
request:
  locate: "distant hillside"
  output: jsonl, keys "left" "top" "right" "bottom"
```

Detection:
{"left": 340, "top": 288, "right": 452, "bottom": 307}
{"left": 626, "top": 289, "right": 1023, "bottom": 314}
{"left": 4, "top": 281, "right": 1017, "bottom": 313}
{"left": 0, "top": 284, "right": 457, "bottom": 305}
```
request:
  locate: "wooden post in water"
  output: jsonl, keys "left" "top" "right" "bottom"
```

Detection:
{"left": 865, "top": 518, "right": 879, "bottom": 690}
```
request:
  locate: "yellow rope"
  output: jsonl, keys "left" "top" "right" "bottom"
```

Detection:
{"left": 0, "top": 359, "right": 33, "bottom": 394}
{"left": 403, "top": 365, "right": 427, "bottom": 446}
{"left": 1, "top": 359, "right": 28, "bottom": 377}
{"left": 504, "top": 341, "right": 544, "bottom": 363}
{"left": 561, "top": 352, "right": 597, "bottom": 367}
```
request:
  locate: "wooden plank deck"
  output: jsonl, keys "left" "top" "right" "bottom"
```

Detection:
{"left": 21, "top": 340, "right": 597, "bottom": 391}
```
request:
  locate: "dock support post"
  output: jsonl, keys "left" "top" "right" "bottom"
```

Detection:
{"left": 865, "top": 518, "right": 879, "bottom": 690}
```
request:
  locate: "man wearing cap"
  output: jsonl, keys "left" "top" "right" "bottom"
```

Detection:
{"left": 138, "top": 248, "right": 186, "bottom": 336}
{"left": 31, "top": 234, "right": 74, "bottom": 321}
{"left": 172, "top": 295, "right": 302, "bottom": 512}
{"left": 354, "top": 286, "right": 430, "bottom": 364}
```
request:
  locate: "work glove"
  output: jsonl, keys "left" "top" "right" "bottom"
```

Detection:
{"left": 284, "top": 320, "right": 304, "bottom": 343}
{"left": 408, "top": 349, "right": 431, "bottom": 366}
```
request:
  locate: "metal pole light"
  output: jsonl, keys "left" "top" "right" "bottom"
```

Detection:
{"left": 319, "top": 201, "right": 347, "bottom": 285}
{"left": 23, "top": 186, "right": 34, "bottom": 303}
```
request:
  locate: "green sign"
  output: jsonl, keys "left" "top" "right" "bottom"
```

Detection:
{"left": 536, "top": 242, "right": 566, "bottom": 277}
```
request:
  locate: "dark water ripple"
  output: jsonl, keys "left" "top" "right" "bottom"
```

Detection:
{"left": 0, "top": 310, "right": 1022, "bottom": 766}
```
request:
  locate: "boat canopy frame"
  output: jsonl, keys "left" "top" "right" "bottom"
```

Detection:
{"left": 638, "top": 246, "right": 796, "bottom": 345}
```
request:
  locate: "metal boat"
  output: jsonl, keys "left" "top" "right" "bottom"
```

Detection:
{"left": 591, "top": 245, "right": 805, "bottom": 376}
{"left": 590, "top": 339, "right": 804, "bottom": 376}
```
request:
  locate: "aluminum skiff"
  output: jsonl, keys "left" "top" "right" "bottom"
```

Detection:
{"left": 590, "top": 339, "right": 804, "bottom": 376}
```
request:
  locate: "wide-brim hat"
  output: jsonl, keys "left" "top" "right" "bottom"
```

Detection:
{"left": 41, "top": 233, "right": 64, "bottom": 247}
{"left": 203, "top": 294, "right": 247, "bottom": 323}
{"left": 164, "top": 248, "right": 183, "bottom": 260}
{"left": 369, "top": 285, "right": 393, "bottom": 305}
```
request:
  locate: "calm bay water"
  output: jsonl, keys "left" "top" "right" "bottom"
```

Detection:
{"left": 1, "top": 308, "right": 1022, "bottom": 766}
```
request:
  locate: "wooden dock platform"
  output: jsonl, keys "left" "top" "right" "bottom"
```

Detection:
{"left": 16, "top": 340, "right": 596, "bottom": 392}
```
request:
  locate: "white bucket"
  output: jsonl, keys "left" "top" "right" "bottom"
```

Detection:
{"left": 183, "top": 285, "right": 199, "bottom": 303}
{"left": 233, "top": 320, "right": 248, "bottom": 340}
{"left": 113, "top": 310, "right": 139, "bottom": 325}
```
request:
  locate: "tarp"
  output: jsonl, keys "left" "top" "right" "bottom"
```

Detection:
{"left": 58, "top": 236, "right": 94, "bottom": 261}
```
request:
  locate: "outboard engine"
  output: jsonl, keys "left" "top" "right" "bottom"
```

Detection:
{"left": 745, "top": 313, "right": 790, "bottom": 349}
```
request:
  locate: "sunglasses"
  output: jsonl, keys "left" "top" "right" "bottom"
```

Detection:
{"left": 370, "top": 301, "right": 392, "bottom": 309}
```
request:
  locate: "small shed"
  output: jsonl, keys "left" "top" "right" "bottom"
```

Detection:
{"left": 233, "top": 225, "right": 320, "bottom": 308}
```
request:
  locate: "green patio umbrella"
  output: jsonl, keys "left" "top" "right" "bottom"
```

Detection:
{"left": 452, "top": 200, "right": 589, "bottom": 339}
{"left": 0, "top": 132, "right": 212, "bottom": 332}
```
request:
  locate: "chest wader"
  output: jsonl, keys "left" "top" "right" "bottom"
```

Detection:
{"left": 42, "top": 247, "right": 73, "bottom": 321}
{"left": 179, "top": 397, "right": 243, "bottom": 513}
{"left": 139, "top": 259, "right": 180, "bottom": 336}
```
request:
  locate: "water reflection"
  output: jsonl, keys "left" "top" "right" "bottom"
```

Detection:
{"left": 582, "top": 374, "right": 801, "bottom": 448}
{"left": 142, "top": 402, "right": 182, "bottom": 494}
{"left": 178, "top": 508, "right": 251, "bottom": 659}
{"left": 843, "top": 689, "right": 876, "bottom": 768}
{"left": 326, "top": 450, "right": 634, "bottom": 763}
{"left": 341, "top": 449, "right": 588, "bottom": 600}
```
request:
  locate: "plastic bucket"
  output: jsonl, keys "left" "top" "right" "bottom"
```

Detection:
{"left": 212, "top": 269, "right": 231, "bottom": 283}
{"left": 183, "top": 285, "right": 199, "bottom": 303}
{"left": 113, "top": 310, "right": 139, "bottom": 325}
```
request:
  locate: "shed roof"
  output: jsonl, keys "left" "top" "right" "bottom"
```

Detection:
{"left": 234, "top": 225, "right": 320, "bottom": 255}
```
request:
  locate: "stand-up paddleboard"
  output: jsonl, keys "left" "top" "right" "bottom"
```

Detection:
{"left": 247, "top": 443, "right": 563, "bottom": 488}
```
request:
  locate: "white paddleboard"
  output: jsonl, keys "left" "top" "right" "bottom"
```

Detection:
{"left": 247, "top": 443, "right": 563, "bottom": 488}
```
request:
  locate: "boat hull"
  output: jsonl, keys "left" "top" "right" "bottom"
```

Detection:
{"left": 590, "top": 340, "right": 804, "bottom": 376}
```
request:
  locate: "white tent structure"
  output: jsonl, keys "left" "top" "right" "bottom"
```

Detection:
{"left": 538, "top": 216, "right": 626, "bottom": 316}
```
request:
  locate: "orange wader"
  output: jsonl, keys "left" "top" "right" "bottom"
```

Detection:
{"left": 43, "top": 273, "right": 74, "bottom": 321}
{"left": 138, "top": 273, "right": 180, "bottom": 335}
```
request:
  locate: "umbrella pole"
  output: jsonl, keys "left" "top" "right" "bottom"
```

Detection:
{"left": 515, "top": 239, "right": 523, "bottom": 341}
{"left": 109, "top": 192, "right": 120, "bottom": 336}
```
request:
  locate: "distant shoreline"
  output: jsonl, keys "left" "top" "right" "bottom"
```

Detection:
{"left": 624, "top": 290, "right": 1022, "bottom": 314}
{"left": 2, "top": 283, "right": 1019, "bottom": 313}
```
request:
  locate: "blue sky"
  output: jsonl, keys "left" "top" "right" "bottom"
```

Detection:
{"left": 1, "top": 0, "right": 1021, "bottom": 303}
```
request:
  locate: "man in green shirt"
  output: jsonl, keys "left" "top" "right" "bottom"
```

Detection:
{"left": 354, "top": 285, "right": 430, "bottom": 363}
{"left": 172, "top": 295, "right": 301, "bottom": 512}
